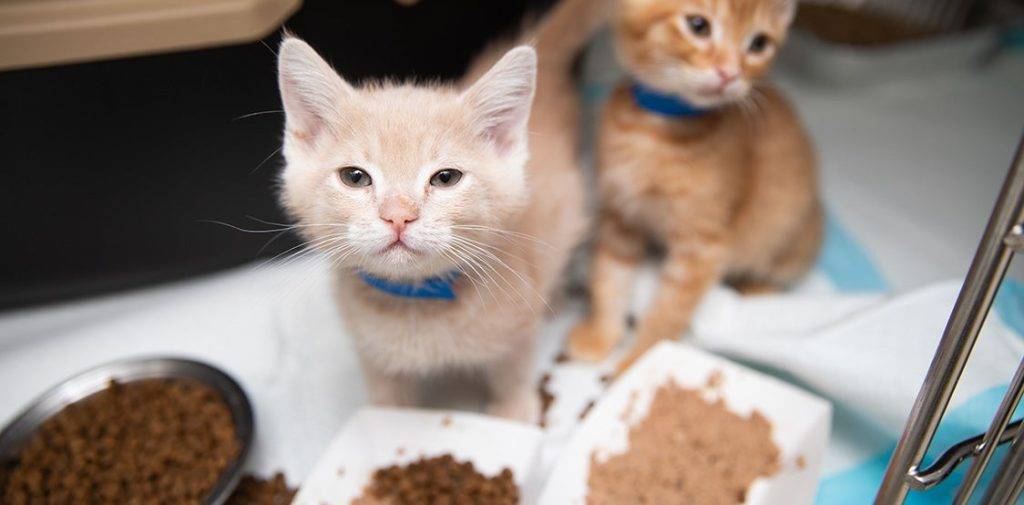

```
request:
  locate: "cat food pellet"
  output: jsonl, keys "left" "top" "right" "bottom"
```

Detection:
{"left": 352, "top": 454, "right": 518, "bottom": 505}
{"left": 538, "top": 373, "right": 555, "bottom": 427}
{"left": 578, "top": 400, "right": 596, "bottom": 421}
{"left": 1, "top": 378, "right": 240, "bottom": 504}
{"left": 225, "top": 473, "right": 296, "bottom": 505}
{"left": 586, "top": 381, "right": 779, "bottom": 505}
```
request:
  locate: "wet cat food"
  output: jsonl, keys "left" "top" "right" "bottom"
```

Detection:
{"left": 352, "top": 454, "right": 518, "bottom": 505}
{"left": 586, "top": 381, "right": 779, "bottom": 505}
{"left": 1, "top": 378, "right": 240, "bottom": 504}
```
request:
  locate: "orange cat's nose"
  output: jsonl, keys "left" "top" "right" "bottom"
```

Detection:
{"left": 715, "top": 67, "right": 738, "bottom": 84}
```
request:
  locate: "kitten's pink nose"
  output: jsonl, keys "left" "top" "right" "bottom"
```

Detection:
{"left": 379, "top": 196, "right": 419, "bottom": 235}
{"left": 715, "top": 67, "right": 738, "bottom": 84}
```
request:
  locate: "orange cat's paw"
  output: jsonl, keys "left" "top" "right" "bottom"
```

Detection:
{"left": 566, "top": 322, "right": 618, "bottom": 363}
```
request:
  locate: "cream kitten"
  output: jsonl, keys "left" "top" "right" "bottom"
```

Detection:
{"left": 276, "top": 0, "right": 604, "bottom": 421}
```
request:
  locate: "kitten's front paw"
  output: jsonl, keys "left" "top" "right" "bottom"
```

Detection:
{"left": 566, "top": 322, "right": 617, "bottom": 363}
{"left": 486, "top": 391, "right": 541, "bottom": 424}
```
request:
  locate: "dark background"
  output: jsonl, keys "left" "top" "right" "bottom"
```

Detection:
{"left": 0, "top": 0, "right": 553, "bottom": 310}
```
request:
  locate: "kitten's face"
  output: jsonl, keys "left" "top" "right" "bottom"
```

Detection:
{"left": 615, "top": 0, "right": 795, "bottom": 107}
{"left": 276, "top": 39, "right": 536, "bottom": 280}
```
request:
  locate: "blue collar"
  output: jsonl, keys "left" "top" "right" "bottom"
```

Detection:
{"left": 631, "top": 82, "right": 709, "bottom": 118}
{"left": 358, "top": 271, "right": 460, "bottom": 300}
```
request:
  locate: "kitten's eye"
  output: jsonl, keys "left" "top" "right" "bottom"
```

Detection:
{"left": 749, "top": 33, "right": 771, "bottom": 54}
{"left": 685, "top": 15, "right": 711, "bottom": 38}
{"left": 339, "top": 167, "right": 372, "bottom": 188}
{"left": 430, "top": 169, "right": 463, "bottom": 187}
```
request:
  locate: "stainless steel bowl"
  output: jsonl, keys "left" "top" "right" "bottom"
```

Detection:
{"left": 0, "top": 357, "right": 254, "bottom": 505}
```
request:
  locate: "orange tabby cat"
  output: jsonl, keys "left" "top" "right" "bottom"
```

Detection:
{"left": 568, "top": 0, "right": 822, "bottom": 371}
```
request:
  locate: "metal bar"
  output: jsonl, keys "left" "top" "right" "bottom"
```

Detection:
{"left": 982, "top": 424, "right": 1024, "bottom": 504}
{"left": 875, "top": 133, "right": 1024, "bottom": 504}
{"left": 953, "top": 354, "right": 1024, "bottom": 502}
{"left": 913, "top": 419, "right": 1024, "bottom": 489}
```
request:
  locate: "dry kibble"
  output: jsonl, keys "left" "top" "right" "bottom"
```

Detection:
{"left": 352, "top": 454, "right": 518, "bottom": 505}
{"left": 225, "top": 473, "right": 296, "bottom": 505}
{"left": 586, "top": 381, "right": 780, "bottom": 505}
{"left": 1, "top": 379, "right": 240, "bottom": 504}
{"left": 537, "top": 374, "right": 554, "bottom": 428}
{"left": 577, "top": 400, "right": 595, "bottom": 421}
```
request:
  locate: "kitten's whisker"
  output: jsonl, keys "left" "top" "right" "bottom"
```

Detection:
{"left": 450, "top": 229, "right": 532, "bottom": 254}
{"left": 267, "top": 232, "right": 346, "bottom": 263}
{"left": 233, "top": 109, "right": 283, "bottom": 121}
{"left": 451, "top": 243, "right": 522, "bottom": 309}
{"left": 736, "top": 98, "right": 756, "bottom": 128}
{"left": 277, "top": 247, "right": 333, "bottom": 301}
{"left": 198, "top": 220, "right": 297, "bottom": 234}
{"left": 453, "top": 242, "right": 541, "bottom": 314}
{"left": 261, "top": 233, "right": 348, "bottom": 273}
{"left": 485, "top": 254, "right": 551, "bottom": 315}
{"left": 440, "top": 249, "right": 487, "bottom": 307}
{"left": 450, "top": 235, "right": 537, "bottom": 270}
{"left": 246, "top": 216, "right": 345, "bottom": 230}
{"left": 450, "top": 225, "right": 554, "bottom": 250}
{"left": 456, "top": 239, "right": 552, "bottom": 315}
{"left": 747, "top": 88, "right": 768, "bottom": 122}
{"left": 448, "top": 244, "right": 503, "bottom": 306}
{"left": 289, "top": 241, "right": 356, "bottom": 300}
{"left": 249, "top": 146, "right": 284, "bottom": 174}
{"left": 200, "top": 218, "right": 344, "bottom": 263}
{"left": 204, "top": 218, "right": 344, "bottom": 275}
{"left": 325, "top": 244, "right": 359, "bottom": 272}
{"left": 256, "top": 230, "right": 293, "bottom": 256}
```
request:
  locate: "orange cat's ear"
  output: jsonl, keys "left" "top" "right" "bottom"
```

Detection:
{"left": 774, "top": 0, "right": 797, "bottom": 26}
{"left": 277, "top": 37, "right": 353, "bottom": 145}
{"left": 461, "top": 46, "right": 537, "bottom": 156}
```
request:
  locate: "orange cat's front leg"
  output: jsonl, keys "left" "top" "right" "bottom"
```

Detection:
{"left": 567, "top": 215, "right": 643, "bottom": 362}
{"left": 616, "top": 240, "right": 728, "bottom": 374}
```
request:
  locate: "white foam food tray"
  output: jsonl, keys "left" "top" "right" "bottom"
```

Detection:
{"left": 292, "top": 407, "right": 544, "bottom": 505}
{"left": 537, "top": 341, "right": 832, "bottom": 505}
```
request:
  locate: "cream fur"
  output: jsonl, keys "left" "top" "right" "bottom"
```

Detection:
{"left": 274, "top": 0, "right": 604, "bottom": 421}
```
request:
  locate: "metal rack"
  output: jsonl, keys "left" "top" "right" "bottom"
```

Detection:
{"left": 875, "top": 132, "right": 1024, "bottom": 504}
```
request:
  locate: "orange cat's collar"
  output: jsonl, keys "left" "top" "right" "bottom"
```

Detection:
{"left": 631, "top": 83, "right": 709, "bottom": 119}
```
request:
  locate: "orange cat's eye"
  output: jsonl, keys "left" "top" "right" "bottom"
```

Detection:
{"left": 685, "top": 15, "right": 711, "bottom": 38}
{"left": 749, "top": 33, "right": 771, "bottom": 54}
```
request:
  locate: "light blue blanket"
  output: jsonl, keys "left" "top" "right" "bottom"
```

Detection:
{"left": 817, "top": 214, "right": 1023, "bottom": 504}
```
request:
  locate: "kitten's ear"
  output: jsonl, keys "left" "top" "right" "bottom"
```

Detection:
{"left": 461, "top": 46, "right": 537, "bottom": 156}
{"left": 278, "top": 37, "right": 353, "bottom": 143}
{"left": 775, "top": 0, "right": 797, "bottom": 26}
